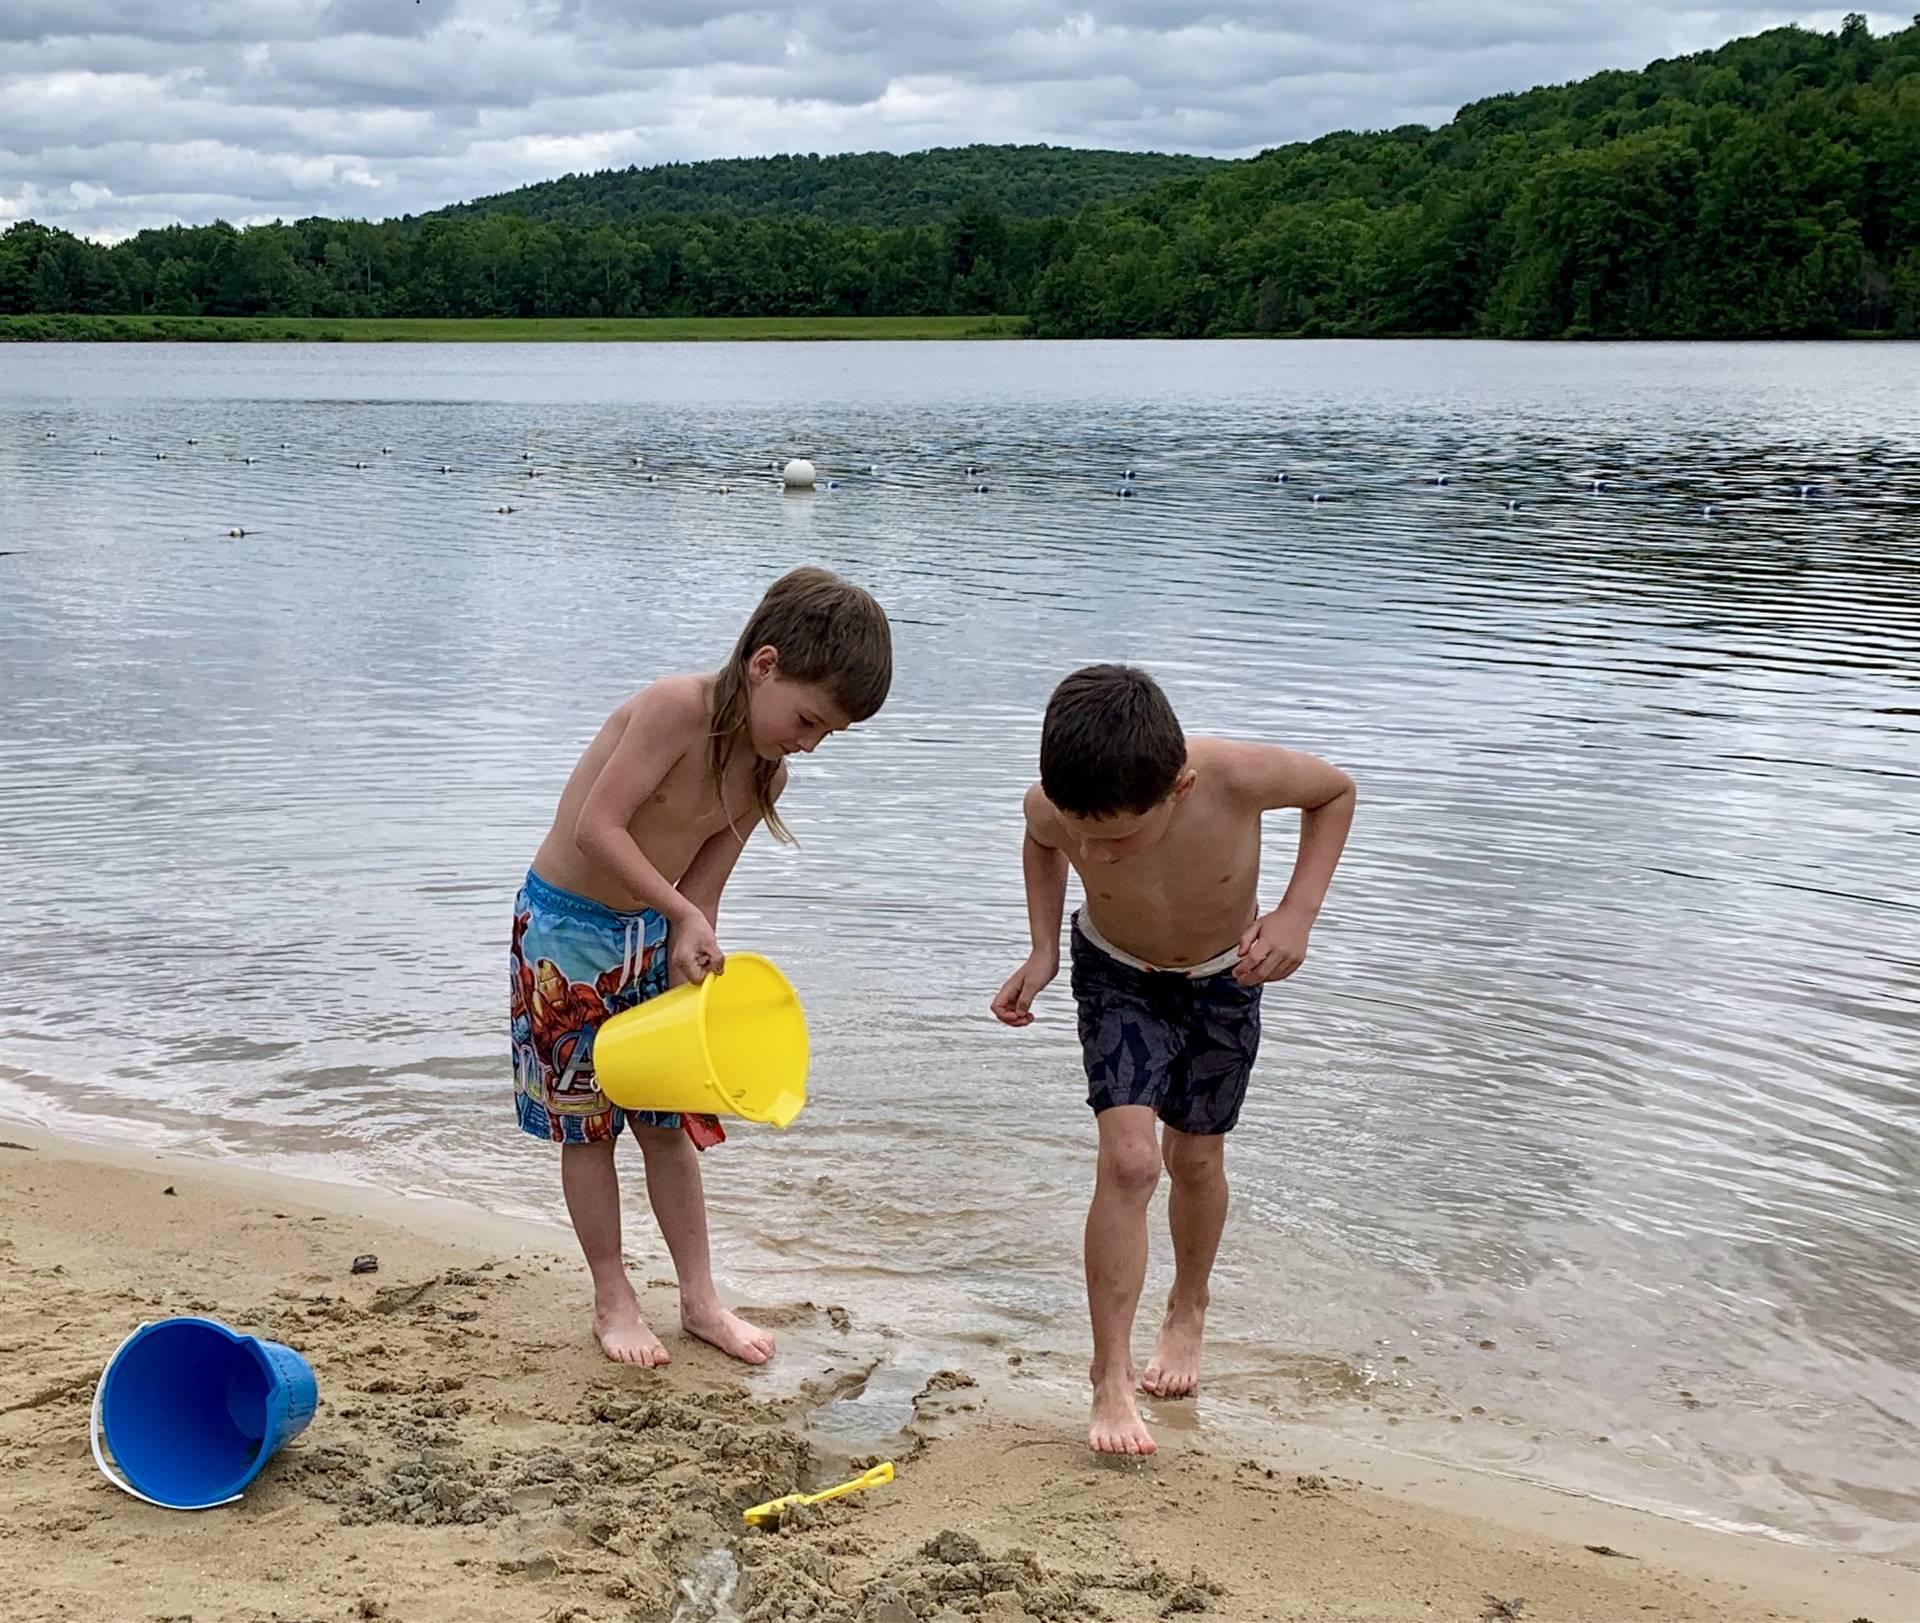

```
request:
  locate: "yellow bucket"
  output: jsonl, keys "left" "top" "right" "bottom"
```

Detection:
{"left": 593, "top": 953, "right": 809, "bottom": 1128}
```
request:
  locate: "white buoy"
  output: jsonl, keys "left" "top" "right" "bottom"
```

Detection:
{"left": 782, "top": 458, "right": 816, "bottom": 491}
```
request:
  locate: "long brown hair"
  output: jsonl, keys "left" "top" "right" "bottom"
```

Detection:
{"left": 709, "top": 567, "right": 892, "bottom": 844}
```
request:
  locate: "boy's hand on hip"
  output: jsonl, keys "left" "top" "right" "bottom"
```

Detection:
{"left": 1235, "top": 906, "right": 1312, "bottom": 986}
{"left": 668, "top": 913, "right": 725, "bottom": 988}
{"left": 992, "top": 952, "right": 1058, "bottom": 1027}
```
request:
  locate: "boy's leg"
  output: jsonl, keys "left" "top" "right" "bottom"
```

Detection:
{"left": 1141, "top": 1126, "right": 1227, "bottom": 1398}
{"left": 1085, "top": 1103, "right": 1163, "bottom": 1455}
{"left": 632, "top": 1122, "right": 776, "bottom": 1366}
{"left": 561, "top": 1138, "right": 670, "bottom": 1366}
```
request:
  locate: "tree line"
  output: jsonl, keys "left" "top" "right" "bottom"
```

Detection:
{"left": 4, "top": 17, "right": 1916, "bottom": 339}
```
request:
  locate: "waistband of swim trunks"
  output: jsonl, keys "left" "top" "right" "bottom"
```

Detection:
{"left": 1074, "top": 909, "right": 1241, "bottom": 979}
{"left": 521, "top": 866, "right": 663, "bottom": 928}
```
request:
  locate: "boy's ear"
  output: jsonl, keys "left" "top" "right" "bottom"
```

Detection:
{"left": 747, "top": 644, "right": 780, "bottom": 682}
{"left": 1170, "top": 766, "right": 1199, "bottom": 802}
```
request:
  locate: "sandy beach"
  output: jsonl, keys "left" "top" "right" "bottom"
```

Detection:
{"left": 2, "top": 1128, "right": 1911, "bottom": 1623}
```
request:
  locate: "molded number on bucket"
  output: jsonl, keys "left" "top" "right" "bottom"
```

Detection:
{"left": 92, "top": 1317, "right": 318, "bottom": 1510}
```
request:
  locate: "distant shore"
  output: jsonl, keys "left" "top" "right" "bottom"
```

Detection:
{"left": 2, "top": 1125, "right": 1913, "bottom": 1623}
{"left": 0, "top": 313, "right": 1029, "bottom": 343}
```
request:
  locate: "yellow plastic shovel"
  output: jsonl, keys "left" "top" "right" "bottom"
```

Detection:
{"left": 742, "top": 1461, "right": 895, "bottom": 1529}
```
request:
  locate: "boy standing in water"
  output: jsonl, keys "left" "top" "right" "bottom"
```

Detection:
{"left": 992, "top": 665, "right": 1355, "bottom": 1454}
{"left": 512, "top": 568, "right": 892, "bottom": 1367}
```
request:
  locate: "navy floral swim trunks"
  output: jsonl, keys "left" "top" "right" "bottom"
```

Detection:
{"left": 1069, "top": 912, "right": 1262, "bottom": 1136}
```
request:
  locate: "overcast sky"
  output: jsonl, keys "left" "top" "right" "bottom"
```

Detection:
{"left": 1, "top": 2, "right": 1905, "bottom": 241}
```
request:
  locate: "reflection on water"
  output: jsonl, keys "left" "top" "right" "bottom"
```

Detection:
{"left": 2, "top": 341, "right": 1917, "bottom": 1557}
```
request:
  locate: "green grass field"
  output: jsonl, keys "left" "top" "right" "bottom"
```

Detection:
{"left": 0, "top": 313, "right": 1029, "bottom": 343}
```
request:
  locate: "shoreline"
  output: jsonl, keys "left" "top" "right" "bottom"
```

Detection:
{"left": 0, "top": 314, "right": 1029, "bottom": 344}
{"left": 2, "top": 1124, "right": 1911, "bottom": 1622}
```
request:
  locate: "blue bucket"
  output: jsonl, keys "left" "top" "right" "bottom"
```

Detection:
{"left": 90, "top": 1317, "right": 318, "bottom": 1510}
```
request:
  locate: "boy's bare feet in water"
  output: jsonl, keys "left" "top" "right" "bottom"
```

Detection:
{"left": 683, "top": 1298, "right": 777, "bottom": 1365}
{"left": 595, "top": 1287, "right": 671, "bottom": 1367}
{"left": 1140, "top": 1300, "right": 1206, "bottom": 1398}
{"left": 1089, "top": 1370, "right": 1158, "bottom": 1455}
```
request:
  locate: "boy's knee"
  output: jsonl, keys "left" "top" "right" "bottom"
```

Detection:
{"left": 1099, "top": 1133, "right": 1162, "bottom": 1197}
{"left": 632, "top": 1122, "right": 689, "bottom": 1156}
{"left": 1163, "top": 1132, "right": 1224, "bottom": 1185}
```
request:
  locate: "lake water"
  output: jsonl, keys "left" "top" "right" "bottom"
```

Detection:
{"left": 2, "top": 340, "right": 1916, "bottom": 1558}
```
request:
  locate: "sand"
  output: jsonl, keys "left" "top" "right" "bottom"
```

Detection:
{"left": 1, "top": 1128, "right": 1912, "bottom": 1623}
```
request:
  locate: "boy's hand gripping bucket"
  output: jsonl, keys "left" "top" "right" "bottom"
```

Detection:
{"left": 91, "top": 1316, "right": 318, "bottom": 1509}
{"left": 593, "top": 952, "right": 809, "bottom": 1127}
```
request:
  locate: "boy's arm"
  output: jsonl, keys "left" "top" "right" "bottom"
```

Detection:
{"left": 991, "top": 785, "right": 1071, "bottom": 1027}
{"left": 1221, "top": 741, "right": 1356, "bottom": 986}
{"left": 674, "top": 764, "right": 789, "bottom": 931}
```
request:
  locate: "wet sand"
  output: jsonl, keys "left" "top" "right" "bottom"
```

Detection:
{"left": 2, "top": 1128, "right": 1911, "bottom": 1623}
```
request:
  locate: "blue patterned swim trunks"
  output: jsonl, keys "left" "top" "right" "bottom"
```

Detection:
{"left": 1069, "top": 911, "right": 1262, "bottom": 1136}
{"left": 509, "top": 868, "right": 722, "bottom": 1146}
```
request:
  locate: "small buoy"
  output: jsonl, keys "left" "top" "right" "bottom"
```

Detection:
{"left": 782, "top": 458, "right": 817, "bottom": 490}
{"left": 1794, "top": 483, "right": 1814, "bottom": 498}
{"left": 381, "top": 446, "right": 392, "bottom": 455}
{"left": 1124, "top": 467, "right": 1138, "bottom": 480}
{"left": 495, "top": 505, "right": 515, "bottom": 515}
{"left": 92, "top": 449, "right": 105, "bottom": 456}
{"left": 352, "top": 460, "right": 368, "bottom": 470}
{"left": 632, "top": 455, "right": 645, "bottom": 466}
{"left": 1114, "top": 486, "right": 1134, "bottom": 499}
{"left": 718, "top": 484, "right": 731, "bottom": 494}
{"left": 1504, "top": 498, "right": 1522, "bottom": 511}
{"left": 972, "top": 483, "right": 990, "bottom": 494}
{"left": 646, "top": 473, "right": 660, "bottom": 483}
{"left": 526, "top": 467, "right": 540, "bottom": 477}
{"left": 279, "top": 441, "right": 289, "bottom": 449}
{"left": 242, "top": 455, "right": 258, "bottom": 465}
{"left": 1588, "top": 479, "right": 1606, "bottom": 493}
{"left": 154, "top": 452, "right": 168, "bottom": 460}
{"left": 867, "top": 464, "right": 878, "bottom": 475}
{"left": 1702, "top": 503, "right": 1719, "bottom": 517}
{"left": 186, "top": 438, "right": 199, "bottom": 446}
{"left": 440, "top": 465, "right": 456, "bottom": 474}
{"left": 1265, "top": 472, "right": 1288, "bottom": 485}
{"left": 1431, "top": 474, "right": 1451, "bottom": 487}
{"left": 1310, "top": 492, "right": 1328, "bottom": 504}
{"left": 107, "top": 434, "right": 116, "bottom": 441}
{"left": 44, "top": 430, "right": 55, "bottom": 439}
{"left": 964, "top": 463, "right": 983, "bottom": 476}
{"left": 228, "top": 528, "right": 247, "bottom": 538}
{"left": 825, "top": 480, "right": 841, "bottom": 490}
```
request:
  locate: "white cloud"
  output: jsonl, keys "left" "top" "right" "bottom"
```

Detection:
{"left": 0, "top": 2, "right": 1908, "bottom": 239}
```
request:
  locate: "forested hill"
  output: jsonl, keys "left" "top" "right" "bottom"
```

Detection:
{"left": 425, "top": 145, "right": 1224, "bottom": 229}
{"left": 1027, "top": 13, "right": 1920, "bottom": 337}
{"left": 3, "top": 17, "right": 1916, "bottom": 339}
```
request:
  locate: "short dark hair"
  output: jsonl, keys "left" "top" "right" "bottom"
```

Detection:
{"left": 1040, "top": 664, "right": 1187, "bottom": 818}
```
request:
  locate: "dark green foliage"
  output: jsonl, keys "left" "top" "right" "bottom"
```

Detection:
{"left": 425, "top": 144, "right": 1221, "bottom": 228}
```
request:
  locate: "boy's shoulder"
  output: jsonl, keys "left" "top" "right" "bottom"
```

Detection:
{"left": 1189, "top": 735, "right": 1278, "bottom": 794}
{"left": 614, "top": 672, "right": 711, "bottom": 729}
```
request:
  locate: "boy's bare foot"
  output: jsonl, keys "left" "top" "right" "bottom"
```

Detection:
{"left": 595, "top": 1293, "right": 671, "bottom": 1367}
{"left": 1089, "top": 1374, "right": 1158, "bottom": 1455}
{"left": 683, "top": 1301, "right": 777, "bottom": 1365}
{"left": 1140, "top": 1302, "right": 1206, "bottom": 1398}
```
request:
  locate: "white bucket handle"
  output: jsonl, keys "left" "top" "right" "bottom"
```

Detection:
{"left": 90, "top": 1322, "right": 242, "bottom": 1510}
